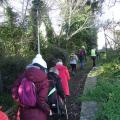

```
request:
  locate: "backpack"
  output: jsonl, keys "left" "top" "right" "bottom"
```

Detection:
{"left": 18, "top": 78, "right": 36, "bottom": 107}
{"left": 48, "top": 79, "right": 57, "bottom": 106}
{"left": 48, "top": 80, "right": 62, "bottom": 114}
{"left": 79, "top": 50, "right": 83, "bottom": 56}
{"left": 79, "top": 50, "right": 85, "bottom": 58}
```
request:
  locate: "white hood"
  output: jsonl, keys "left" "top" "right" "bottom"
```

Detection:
{"left": 32, "top": 54, "right": 47, "bottom": 68}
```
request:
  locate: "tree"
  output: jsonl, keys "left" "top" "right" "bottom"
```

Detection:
{"left": 102, "top": 20, "right": 120, "bottom": 50}
{"left": 46, "top": 0, "right": 101, "bottom": 51}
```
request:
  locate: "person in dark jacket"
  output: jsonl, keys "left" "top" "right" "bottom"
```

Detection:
{"left": 47, "top": 67, "right": 65, "bottom": 117}
{"left": 47, "top": 67, "right": 65, "bottom": 100}
{"left": 12, "top": 54, "right": 52, "bottom": 120}
{"left": 78, "top": 46, "right": 86, "bottom": 69}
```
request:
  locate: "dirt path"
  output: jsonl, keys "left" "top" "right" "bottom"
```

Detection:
{"left": 66, "top": 65, "right": 92, "bottom": 120}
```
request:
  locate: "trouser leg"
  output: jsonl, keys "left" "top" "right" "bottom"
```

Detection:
{"left": 92, "top": 56, "right": 96, "bottom": 67}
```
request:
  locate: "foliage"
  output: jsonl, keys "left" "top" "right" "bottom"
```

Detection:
{"left": 80, "top": 51, "right": 120, "bottom": 120}
{"left": 6, "top": 7, "right": 17, "bottom": 26}
{"left": 0, "top": 56, "right": 30, "bottom": 91}
{"left": 0, "top": 93, "right": 14, "bottom": 111}
{"left": 58, "top": 1, "right": 98, "bottom": 52}
{"left": 43, "top": 45, "right": 68, "bottom": 68}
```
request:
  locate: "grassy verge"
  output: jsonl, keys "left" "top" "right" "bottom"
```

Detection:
{"left": 80, "top": 52, "right": 120, "bottom": 120}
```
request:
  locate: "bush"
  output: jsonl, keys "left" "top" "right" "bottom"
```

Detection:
{"left": 44, "top": 46, "right": 68, "bottom": 68}
{"left": 0, "top": 56, "right": 30, "bottom": 92}
{"left": 0, "top": 93, "right": 14, "bottom": 111}
{"left": 81, "top": 51, "right": 120, "bottom": 120}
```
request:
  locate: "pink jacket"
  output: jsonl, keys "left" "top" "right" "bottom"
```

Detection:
{"left": 12, "top": 66, "right": 50, "bottom": 120}
{"left": 55, "top": 64, "right": 70, "bottom": 96}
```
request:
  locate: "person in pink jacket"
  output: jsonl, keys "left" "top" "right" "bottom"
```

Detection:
{"left": 55, "top": 59, "right": 70, "bottom": 96}
{"left": 12, "top": 54, "right": 52, "bottom": 120}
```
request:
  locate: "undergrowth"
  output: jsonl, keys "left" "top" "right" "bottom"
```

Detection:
{"left": 80, "top": 50, "right": 120, "bottom": 120}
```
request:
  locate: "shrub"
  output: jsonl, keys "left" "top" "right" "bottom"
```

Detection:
{"left": 80, "top": 52, "right": 120, "bottom": 120}
{"left": 0, "top": 56, "right": 30, "bottom": 92}
{"left": 0, "top": 93, "right": 14, "bottom": 111}
{"left": 44, "top": 46, "right": 68, "bottom": 68}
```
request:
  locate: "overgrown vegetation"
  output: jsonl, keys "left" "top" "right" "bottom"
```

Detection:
{"left": 81, "top": 50, "right": 120, "bottom": 120}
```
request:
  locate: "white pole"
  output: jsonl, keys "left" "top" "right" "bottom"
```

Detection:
{"left": 37, "top": 9, "right": 40, "bottom": 54}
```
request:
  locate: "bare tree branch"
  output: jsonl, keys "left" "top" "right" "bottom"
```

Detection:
{"left": 104, "top": 32, "right": 120, "bottom": 46}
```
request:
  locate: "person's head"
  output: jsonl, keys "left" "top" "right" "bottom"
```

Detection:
{"left": 32, "top": 54, "right": 47, "bottom": 68}
{"left": 82, "top": 46, "right": 85, "bottom": 49}
{"left": 49, "top": 67, "right": 59, "bottom": 75}
{"left": 30, "top": 54, "right": 47, "bottom": 73}
{"left": 56, "top": 59, "right": 63, "bottom": 65}
{"left": 71, "top": 53, "right": 74, "bottom": 56}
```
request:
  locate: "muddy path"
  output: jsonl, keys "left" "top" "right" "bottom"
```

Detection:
{"left": 66, "top": 65, "right": 92, "bottom": 120}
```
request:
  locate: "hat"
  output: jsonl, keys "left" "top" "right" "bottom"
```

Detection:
{"left": 81, "top": 46, "right": 85, "bottom": 49}
{"left": 32, "top": 54, "right": 47, "bottom": 68}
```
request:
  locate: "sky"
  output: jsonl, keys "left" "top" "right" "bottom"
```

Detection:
{"left": 47, "top": 1, "right": 62, "bottom": 35}
{"left": 0, "top": 0, "right": 32, "bottom": 23}
{"left": 0, "top": 7, "right": 4, "bottom": 23}
{"left": 101, "top": 0, "right": 120, "bottom": 22}
{"left": 97, "top": 0, "right": 120, "bottom": 49}
{"left": 0, "top": 0, "right": 62, "bottom": 34}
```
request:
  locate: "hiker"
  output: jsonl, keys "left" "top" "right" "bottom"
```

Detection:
{"left": 47, "top": 67, "right": 65, "bottom": 115}
{"left": 12, "top": 54, "right": 52, "bottom": 120}
{"left": 96, "top": 50, "right": 100, "bottom": 61}
{"left": 82, "top": 46, "right": 87, "bottom": 62}
{"left": 91, "top": 48, "right": 97, "bottom": 67}
{"left": 48, "top": 67, "right": 65, "bottom": 100}
{"left": 0, "top": 106, "right": 9, "bottom": 120}
{"left": 69, "top": 53, "right": 78, "bottom": 75}
{"left": 78, "top": 46, "right": 86, "bottom": 69}
{"left": 55, "top": 59, "right": 70, "bottom": 96}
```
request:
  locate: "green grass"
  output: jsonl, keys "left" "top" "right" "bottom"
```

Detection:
{"left": 80, "top": 53, "right": 120, "bottom": 120}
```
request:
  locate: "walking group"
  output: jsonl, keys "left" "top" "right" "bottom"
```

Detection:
{"left": 11, "top": 54, "right": 70, "bottom": 120}
{"left": 0, "top": 46, "right": 98, "bottom": 120}
{"left": 69, "top": 46, "right": 97, "bottom": 75}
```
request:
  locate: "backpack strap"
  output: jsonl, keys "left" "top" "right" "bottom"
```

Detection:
{"left": 48, "top": 87, "right": 56, "bottom": 96}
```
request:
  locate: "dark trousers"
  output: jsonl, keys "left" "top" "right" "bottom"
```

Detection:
{"left": 91, "top": 56, "right": 96, "bottom": 67}
{"left": 70, "top": 64, "right": 77, "bottom": 72}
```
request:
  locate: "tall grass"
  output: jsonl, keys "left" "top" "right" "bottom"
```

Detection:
{"left": 81, "top": 50, "right": 120, "bottom": 120}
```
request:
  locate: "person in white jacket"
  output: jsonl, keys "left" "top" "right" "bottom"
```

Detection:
{"left": 69, "top": 53, "right": 78, "bottom": 75}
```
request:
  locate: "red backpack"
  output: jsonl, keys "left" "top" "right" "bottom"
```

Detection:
{"left": 18, "top": 78, "right": 36, "bottom": 107}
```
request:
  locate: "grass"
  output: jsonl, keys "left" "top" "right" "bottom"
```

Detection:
{"left": 80, "top": 53, "right": 120, "bottom": 120}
